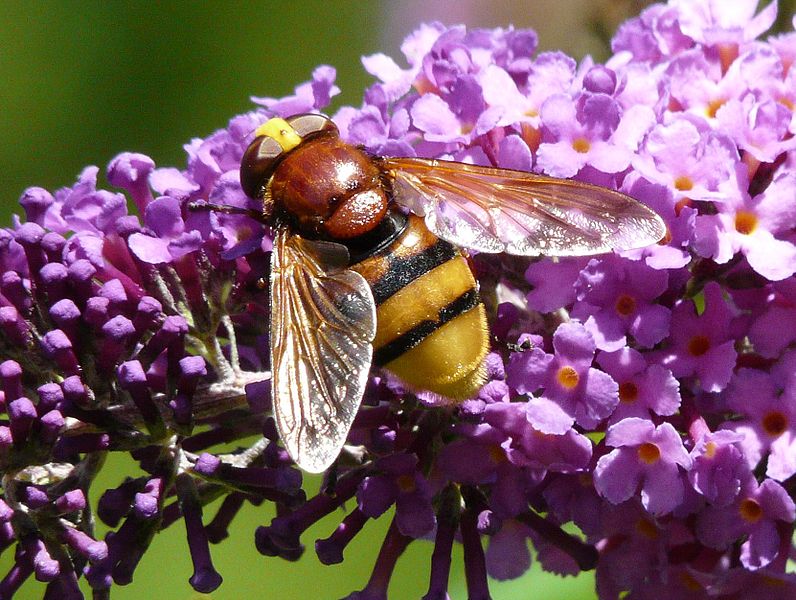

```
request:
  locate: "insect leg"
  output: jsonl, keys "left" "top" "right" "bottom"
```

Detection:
{"left": 187, "top": 201, "right": 264, "bottom": 221}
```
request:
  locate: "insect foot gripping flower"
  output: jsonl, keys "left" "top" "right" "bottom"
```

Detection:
{"left": 2, "top": 3, "right": 796, "bottom": 599}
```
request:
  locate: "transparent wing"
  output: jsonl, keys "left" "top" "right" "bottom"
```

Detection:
{"left": 270, "top": 229, "right": 376, "bottom": 473}
{"left": 385, "top": 157, "right": 666, "bottom": 256}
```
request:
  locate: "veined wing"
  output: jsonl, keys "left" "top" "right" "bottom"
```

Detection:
{"left": 270, "top": 229, "right": 376, "bottom": 473}
{"left": 384, "top": 157, "right": 666, "bottom": 256}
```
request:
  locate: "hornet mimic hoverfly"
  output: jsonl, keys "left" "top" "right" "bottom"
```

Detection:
{"left": 238, "top": 113, "right": 665, "bottom": 473}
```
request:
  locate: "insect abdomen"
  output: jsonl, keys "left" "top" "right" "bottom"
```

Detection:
{"left": 350, "top": 214, "right": 489, "bottom": 399}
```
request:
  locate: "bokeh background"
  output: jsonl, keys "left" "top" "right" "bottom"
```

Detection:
{"left": 1, "top": 2, "right": 793, "bottom": 598}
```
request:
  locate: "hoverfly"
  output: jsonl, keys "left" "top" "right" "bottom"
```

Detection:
{"left": 239, "top": 113, "right": 665, "bottom": 473}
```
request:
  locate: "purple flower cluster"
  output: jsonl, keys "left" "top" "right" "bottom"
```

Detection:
{"left": 1, "top": 1, "right": 796, "bottom": 598}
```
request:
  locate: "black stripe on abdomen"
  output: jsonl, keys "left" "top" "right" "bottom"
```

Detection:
{"left": 369, "top": 238, "right": 457, "bottom": 305}
{"left": 373, "top": 288, "right": 480, "bottom": 366}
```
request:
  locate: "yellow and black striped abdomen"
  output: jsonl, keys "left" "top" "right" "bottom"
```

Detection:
{"left": 350, "top": 214, "right": 489, "bottom": 400}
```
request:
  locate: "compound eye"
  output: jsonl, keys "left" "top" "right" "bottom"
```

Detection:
{"left": 286, "top": 113, "right": 338, "bottom": 139}
{"left": 240, "top": 135, "right": 283, "bottom": 199}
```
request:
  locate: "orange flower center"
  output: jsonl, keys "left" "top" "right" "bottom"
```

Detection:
{"left": 687, "top": 335, "right": 711, "bottom": 357}
{"left": 488, "top": 444, "right": 506, "bottom": 464}
{"left": 674, "top": 176, "right": 694, "bottom": 191}
{"left": 636, "top": 518, "right": 659, "bottom": 539}
{"left": 734, "top": 210, "right": 758, "bottom": 235}
{"left": 704, "top": 441, "right": 717, "bottom": 459}
{"left": 396, "top": 474, "right": 416, "bottom": 493}
{"left": 571, "top": 137, "right": 591, "bottom": 153}
{"left": 556, "top": 366, "right": 580, "bottom": 389}
{"left": 762, "top": 411, "right": 788, "bottom": 437}
{"left": 739, "top": 498, "right": 763, "bottom": 523}
{"left": 638, "top": 442, "right": 661, "bottom": 464}
{"left": 615, "top": 294, "right": 637, "bottom": 316}
{"left": 706, "top": 98, "right": 726, "bottom": 118}
{"left": 619, "top": 381, "right": 639, "bottom": 403}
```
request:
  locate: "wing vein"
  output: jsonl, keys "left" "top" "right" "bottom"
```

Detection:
{"left": 386, "top": 157, "right": 665, "bottom": 256}
{"left": 270, "top": 229, "right": 375, "bottom": 473}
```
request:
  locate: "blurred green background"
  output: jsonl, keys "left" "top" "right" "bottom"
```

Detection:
{"left": 1, "top": 1, "right": 792, "bottom": 599}
{"left": 0, "top": 0, "right": 662, "bottom": 203}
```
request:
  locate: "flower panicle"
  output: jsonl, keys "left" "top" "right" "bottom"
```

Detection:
{"left": 1, "top": 0, "right": 796, "bottom": 598}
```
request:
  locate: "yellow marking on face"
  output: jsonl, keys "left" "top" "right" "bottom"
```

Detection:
{"left": 254, "top": 118, "right": 302, "bottom": 152}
